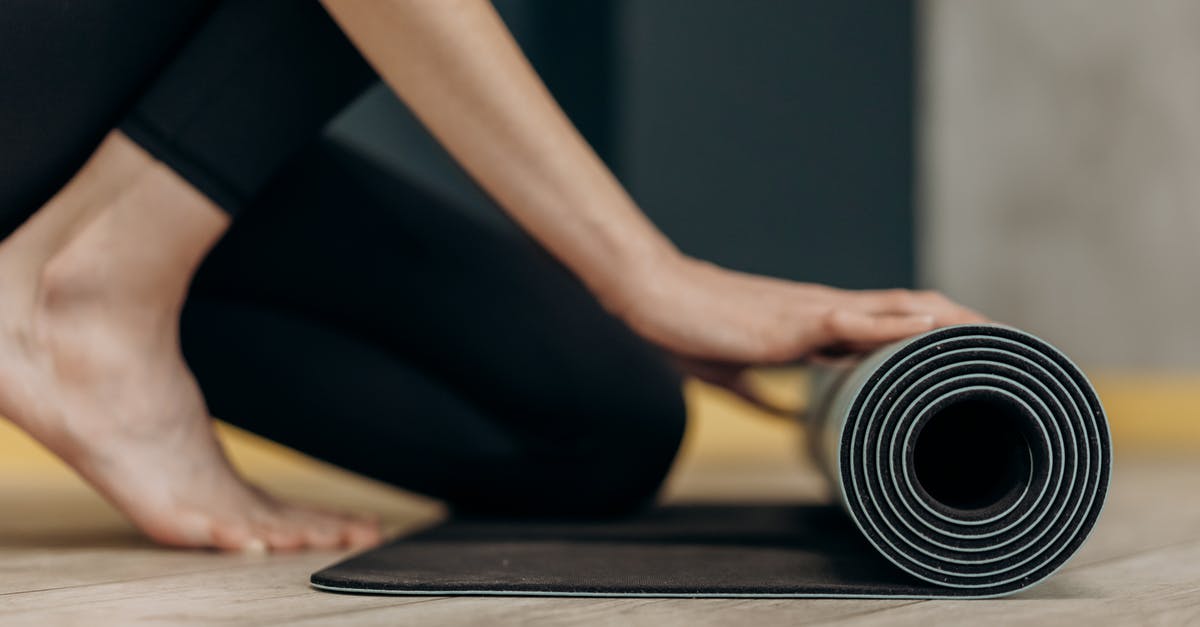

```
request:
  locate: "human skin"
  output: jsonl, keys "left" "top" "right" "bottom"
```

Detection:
{"left": 0, "top": 0, "right": 983, "bottom": 551}
{"left": 321, "top": 0, "right": 985, "bottom": 396}
{"left": 0, "top": 132, "right": 382, "bottom": 550}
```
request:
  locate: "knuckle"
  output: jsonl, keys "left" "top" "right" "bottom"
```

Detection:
{"left": 820, "top": 307, "right": 842, "bottom": 330}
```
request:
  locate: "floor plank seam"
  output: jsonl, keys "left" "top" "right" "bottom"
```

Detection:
{"left": 813, "top": 600, "right": 926, "bottom": 625}
{"left": 290, "top": 595, "right": 449, "bottom": 620}
{"left": 0, "top": 558, "right": 322, "bottom": 599}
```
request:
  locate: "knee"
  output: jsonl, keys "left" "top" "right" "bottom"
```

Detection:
{"left": 531, "top": 367, "right": 688, "bottom": 518}
{"left": 577, "top": 385, "right": 688, "bottom": 516}
{"left": 448, "top": 365, "right": 687, "bottom": 520}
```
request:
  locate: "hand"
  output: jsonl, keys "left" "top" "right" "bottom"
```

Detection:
{"left": 608, "top": 253, "right": 987, "bottom": 412}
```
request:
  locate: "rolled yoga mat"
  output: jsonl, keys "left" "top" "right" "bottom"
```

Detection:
{"left": 312, "top": 324, "right": 1111, "bottom": 598}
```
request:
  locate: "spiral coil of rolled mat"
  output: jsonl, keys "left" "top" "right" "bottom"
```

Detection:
{"left": 807, "top": 324, "right": 1111, "bottom": 596}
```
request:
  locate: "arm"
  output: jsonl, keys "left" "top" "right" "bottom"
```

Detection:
{"left": 321, "top": 0, "right": 983, "bottom": 370}
{"left": 321, "top": 0, "right": 665, "bottom": 304}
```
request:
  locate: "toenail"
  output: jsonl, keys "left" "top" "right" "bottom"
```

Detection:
{"left": 241, "top": 538, "right": 268, "bottom": 554}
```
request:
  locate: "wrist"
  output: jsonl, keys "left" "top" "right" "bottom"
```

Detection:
{"left": 588, "top": 233, "right": 683, "bottom": 320}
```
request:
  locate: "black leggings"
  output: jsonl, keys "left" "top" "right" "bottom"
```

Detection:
{"left": 3, "top": 1, "right": 686, "bottom": 517}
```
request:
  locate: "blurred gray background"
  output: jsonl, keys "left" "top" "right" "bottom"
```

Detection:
{"left": 923, "top": 0, "right": 1200, "bottom": 369}
{"left": 329, "top": 0, "right": 1198, "bottom": 370}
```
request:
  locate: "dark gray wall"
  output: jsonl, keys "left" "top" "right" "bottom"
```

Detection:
{"left": 619, "top": 1, "right": 914, "bottom": 287}
{"left": 329, "top": 1, "right": 914, "bottom": 288}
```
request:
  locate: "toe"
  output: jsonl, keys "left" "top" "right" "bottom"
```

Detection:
{"left": 295, "top": 512, "right": 345, "bottom": 550}
{"left": 252, "top": 518, "right": 306, "bottom": 552}
{"left": 209, "top": 520, "right": 261, "bottom": 552}
{"left": 304, "top": 526, "right": 343, "bottom": 550}
{"left": 289, "top": 504, "right": 381, "bottom": 549}
{"left": 342, "top": 518, "right": 383, "bottom": 549}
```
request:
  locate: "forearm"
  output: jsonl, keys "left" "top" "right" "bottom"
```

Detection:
{"left": 321, "top": 0, "right": 676, "bottom": 308}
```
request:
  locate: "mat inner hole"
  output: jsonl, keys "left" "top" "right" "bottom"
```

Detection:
{"left": 913, "top": 396, "right": 1032, "bottom": 514}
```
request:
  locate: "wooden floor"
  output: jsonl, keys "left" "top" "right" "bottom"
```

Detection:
{"left": 1, "top": 372, "right": 1198, "bottom": 626}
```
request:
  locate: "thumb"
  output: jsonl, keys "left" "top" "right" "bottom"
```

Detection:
{"left": 677, "top": 357, "right": 800, "bottom": 419}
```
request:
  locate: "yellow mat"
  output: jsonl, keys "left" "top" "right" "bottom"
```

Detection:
{"left": 0, "top": 370, "right": 1196, "bottom": 484}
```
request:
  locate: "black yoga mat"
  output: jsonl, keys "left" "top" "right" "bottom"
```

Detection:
{"left": 312, "top": 325, "right": 1111, "bottom": 598}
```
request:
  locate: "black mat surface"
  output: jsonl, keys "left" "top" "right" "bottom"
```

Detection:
{"left": 312, "top": 505, "right": 986, "bottom": 598}
{"left": 313, "top": 325, "right": 1111, "bottom": 599}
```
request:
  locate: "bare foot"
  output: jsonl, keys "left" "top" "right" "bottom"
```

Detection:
{"left": 0, "top": 133, "right": 380, "bottom": 551}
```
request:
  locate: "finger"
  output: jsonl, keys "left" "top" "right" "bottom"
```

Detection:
{"left": 853, "top": 289, "right": 988, "bottom": 325}
{"left": 824, "top": 309, "right": 935, "bottom": 345}
{"left": 812, "top": 337, "right": 901, "bottom": 362}
{"left": 813, "top": 342, "right": 885, "bottom": 360}
{"left": 717, "top": 374, "right": 802, "bottom": 419}
{"left": 676, "top": 357, "right": 801, "bottom": 418}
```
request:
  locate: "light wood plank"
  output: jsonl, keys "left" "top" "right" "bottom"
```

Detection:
{"left": 1057, "top": 456, "right": 1200, "bottom": 568}
{"left": 0, "top": 555, "right": 440, "bottom": 626}
{"left": 821, "top": 539, "right": 1200, "bottom": 626}
{"left": 284, "top": 597, "right": 921, "bottom": 627}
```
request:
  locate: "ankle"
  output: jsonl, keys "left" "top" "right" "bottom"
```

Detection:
{"left": 35, "top": 161, "right": 230, "bottom": 316}
{"left": 0, "top": 132, "right": 156, "bottom": 271}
